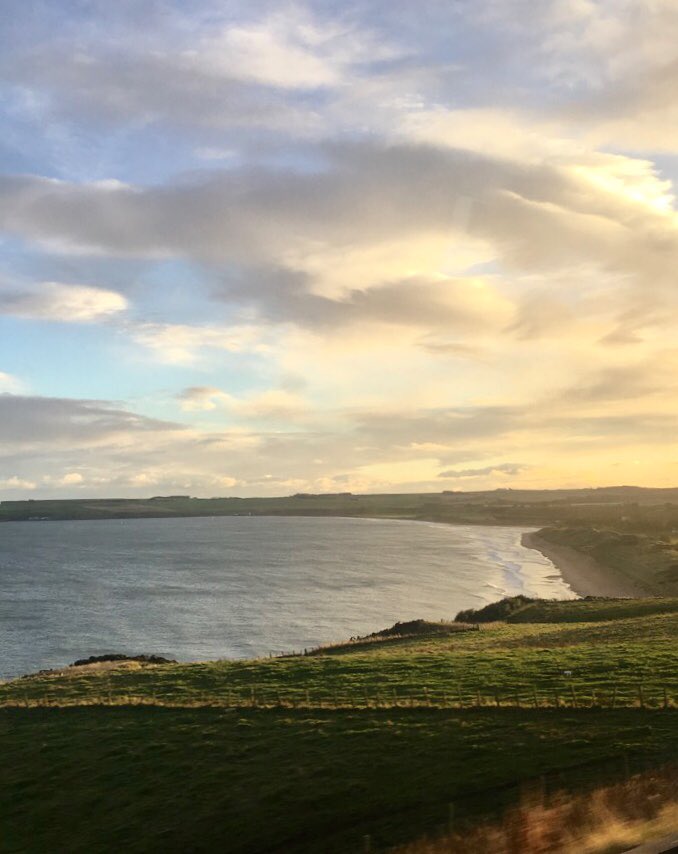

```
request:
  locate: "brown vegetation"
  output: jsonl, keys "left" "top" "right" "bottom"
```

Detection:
{"left": 391, "top": 764, "right": 678, "bottom": 854}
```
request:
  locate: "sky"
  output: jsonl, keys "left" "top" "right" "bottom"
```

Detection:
{"left": 1, "top": 0, "right": 678, "bottom": 499}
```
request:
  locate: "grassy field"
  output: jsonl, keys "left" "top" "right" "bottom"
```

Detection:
{"left": 394, "top": 763, "right": 678, "bottom": 854}
{"left": 2, "top": 599, "right": 678, "bottom": 852}
{"left": 3, "top": 603, "right": 677, "bottom": 711}
{"left": 456, "top": 596, "right": 678, "bottom": 623}
{"left": 2, "top": 707, "right": 677, "bottom": 854}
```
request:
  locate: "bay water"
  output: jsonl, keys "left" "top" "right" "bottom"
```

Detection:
{"left": 0, "top": 516, "right": 575, "bottom": 679}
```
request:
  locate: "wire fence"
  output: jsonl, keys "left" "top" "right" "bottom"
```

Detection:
{"left": 2, "top": 683, "right": 677, "bottom": 710}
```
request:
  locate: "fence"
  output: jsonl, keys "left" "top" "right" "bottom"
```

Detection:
{"left": 2, "top": 683, "right": 676, "bottom": 710}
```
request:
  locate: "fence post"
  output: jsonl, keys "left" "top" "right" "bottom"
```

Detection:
{"left": 664, "top": 687, "right": 669, "bottom": 710}
{"left": 638, "top": 685, "right": 645, "bottom": 709}
{"left": 570, "top": 685, "right": 577, "bottom": 708}
{"left": 611, "top": 685, "right": 617, "bottom": 709}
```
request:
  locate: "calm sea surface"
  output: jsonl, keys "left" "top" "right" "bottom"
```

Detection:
{"left": 0, "top": 516, "right": 575, "bottom": 679}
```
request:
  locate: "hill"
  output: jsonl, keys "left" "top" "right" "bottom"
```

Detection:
{"left": 2, "top": 597, "right": 677, "bottom": 852}
{"left": 5, "top": 486, "right": 678, "bottom": 532}
{"left": 533, "top": 526, "right": 678, "bottom": 597}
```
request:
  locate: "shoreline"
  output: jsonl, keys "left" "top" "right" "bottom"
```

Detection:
{"left": 521, "top": 532, "right": 645, "bottom": 598}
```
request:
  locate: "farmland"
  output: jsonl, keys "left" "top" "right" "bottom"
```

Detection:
{"left": 2, "top": 598, "right": 677, "bottom": 852}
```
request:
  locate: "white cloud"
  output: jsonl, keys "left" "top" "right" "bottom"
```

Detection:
{"left": 0, "top": 282, "right": 127, "bottom": 323}
{"left": 1, "top": 1, "right": 678, "bottom": 497}
{"left": 190, "top": 15, "right": 343, "bottom": 90}
{"left": 60, "top": 472, "right": 84, "bottom": 485}
{"left": 230, "top": 389, "right": 308, "bottom": 421}
{"left": 177, "top": 386, "right": 308, "bottom": 423}
{"left": 0, "top": 372, "right": 25, "bottom": 393}
{"left": 130, "top": 323, "right": 271, "bottom": 364}
{"left": 0, "top": 475, "right": 36, "bottom": 490}
{"left": 177, "top": 386, "right": 234, "bottom": 411}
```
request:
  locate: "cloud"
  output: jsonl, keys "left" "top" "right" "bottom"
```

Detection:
{"left": 229, "top": 389, "right": 308, "bottom": 421}
{"left": 0, "top": 475, "right": 36, "bottom": 490}
{"left": 0, "top": 372, "right": 25, "bottom": 394}
{"left": 189, "top": 13, "right": 351, "bottom": 90}
{"left": 438, "top": 462, "right": 529, "bottom": 479}
{"left": 0, "top": 395, "right": 182, "bottom": 448}
{"left": 1, "top": 1, "right": 678, "bottom": 498}
{"left": 1, "top": 141, "right": 675, "bottom": 351}
{"left": 0, "top": 282, "right": 127, "bottom": 322}
{"left": 129, "top": 322, "right": 271, "bottom": 364}
{"left": 0, "top": 6, "right": 399, "bottom": 134}
{"left": 177, "top": 386, "right": 232, "bottom": 411}
{"left": 1, "top": 388, "right": 676, "bottom": 499}
{"left": 177, "top": 386, "right": 309, "bottom": 423}
{"left": 222, "top": 268, "right": 511, "bottom": 332}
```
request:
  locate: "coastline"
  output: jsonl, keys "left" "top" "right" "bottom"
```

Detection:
{"left": 521, "top": 532, "right": 645, "bottom": 598}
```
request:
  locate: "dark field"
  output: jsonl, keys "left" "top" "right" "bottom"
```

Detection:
{"left": 2, "top": 707, "right": 677, "bottom": 854}
{"left": 2, "top": 599, "right": 677, "bottom": 852}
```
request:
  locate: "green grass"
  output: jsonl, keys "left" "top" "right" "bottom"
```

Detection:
{"left": 506, "top": 597, "right": 678, "bottom": 622}
{"left": 3, "top": 609, "right": 676, "bottom": 710}
{"left": 2, "top": 599, "right": 678, "bottom": 852}
{"left": 456, "top": 595, "right": 678, "bottom": 625}
{"left": 2, "top": 707, "right": 677, "bottom": 854}
{"left": 537, "top": 527, "right": 678, "bottom": 595}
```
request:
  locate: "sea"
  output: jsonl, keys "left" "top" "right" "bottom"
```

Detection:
{"left": 0, "top": 515, "right": 576, "bottom": 680}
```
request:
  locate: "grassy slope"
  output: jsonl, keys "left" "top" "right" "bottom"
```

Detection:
{"left": 506, "top": 597, "right": 678, "bottom": 622}
{"left": 2, "top": 600, "right": 678, "bottom": 852}
{"left": 537, "top": 527, "right": 678, "bottom": 596}
{"left": 3, "top": 605, "right": 677, "bottom": 710}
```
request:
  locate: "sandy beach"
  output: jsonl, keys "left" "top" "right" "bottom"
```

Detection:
{"left": 521, "top": 532, "right": 646, "bottom": 598}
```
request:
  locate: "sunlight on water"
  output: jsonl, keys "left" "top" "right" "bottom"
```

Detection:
{"left": 0, "top": 516, "right": 575, "bottom": 678}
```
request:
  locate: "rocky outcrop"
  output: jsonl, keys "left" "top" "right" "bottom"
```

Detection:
{"left": 70, "top": 653, "right": 176, "bottom": 667}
